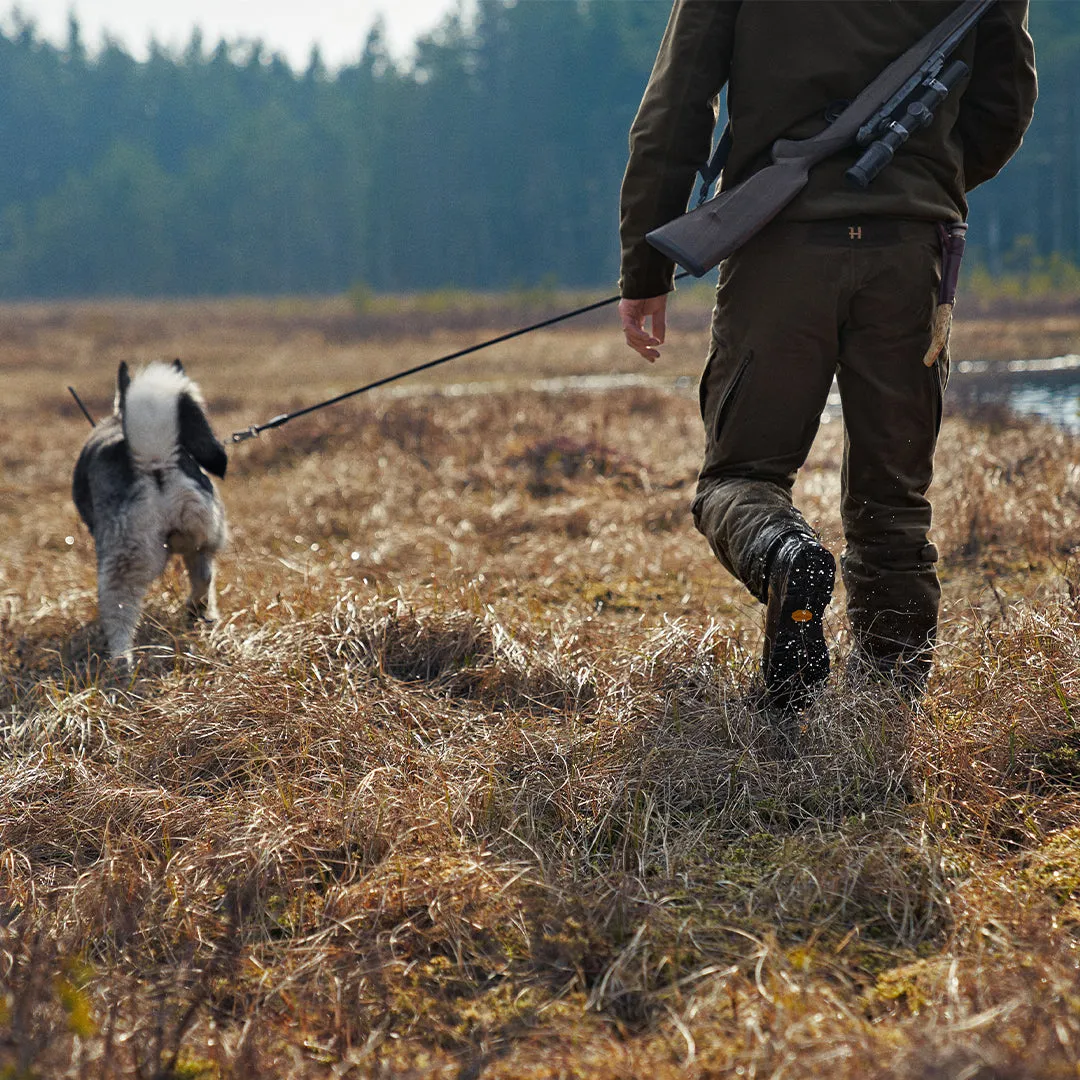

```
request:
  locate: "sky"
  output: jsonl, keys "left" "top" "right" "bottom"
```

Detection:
{"left": 4, "top": 0, "right": 465, "bottom": 69}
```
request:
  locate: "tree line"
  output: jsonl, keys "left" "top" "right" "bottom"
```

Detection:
{"left": 0, "top": 0, "right": 1076, "bottom": 299}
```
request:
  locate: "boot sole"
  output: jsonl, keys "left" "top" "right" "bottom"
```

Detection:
{"left": 763, "top": 544, "right": 835, "bottom": 711}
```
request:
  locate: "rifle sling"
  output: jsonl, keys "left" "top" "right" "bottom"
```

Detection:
{"left": 697, "top": 123, "right": 733, "bottom": 207}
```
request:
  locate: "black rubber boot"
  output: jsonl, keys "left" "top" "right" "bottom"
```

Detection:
{"left": 761, "top": 534, "right": 836, "bottom": 712}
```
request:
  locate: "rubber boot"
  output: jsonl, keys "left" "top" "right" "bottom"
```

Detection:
{"left": 761, "top": 533, "right": 836, "bottom": 712}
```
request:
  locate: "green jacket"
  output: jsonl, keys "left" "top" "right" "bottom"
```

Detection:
{"left": 619, "top": 0, "right": 1037, "bottom": 299}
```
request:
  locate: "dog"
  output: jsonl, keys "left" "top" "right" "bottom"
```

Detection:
{"left": 72, "top": 359, "right": 229, "bottom": 668}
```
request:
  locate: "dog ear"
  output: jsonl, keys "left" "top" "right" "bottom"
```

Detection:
{"left": 115, "top": 361, "right": 131, "bottom": 412}
{"left": 172, "top": 358, "right": 185, "bottom": 374}
{"left": 178, "top": 393, "right": 228, "bottom": 478}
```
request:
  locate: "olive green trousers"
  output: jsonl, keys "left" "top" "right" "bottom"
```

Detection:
{"left": 690, "top": 219, "right": 947, "bottom": 668}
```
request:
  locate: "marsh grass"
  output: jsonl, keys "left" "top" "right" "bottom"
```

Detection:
{"left": 2, "top": 302, "right": 1080, "bottom": 1077}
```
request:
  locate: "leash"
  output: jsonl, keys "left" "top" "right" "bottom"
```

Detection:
{"left": 68, "top": 386, "right": 96, "bottom": 426}
{"left": 230, "top": 275, "right": 690, "bottom": 443}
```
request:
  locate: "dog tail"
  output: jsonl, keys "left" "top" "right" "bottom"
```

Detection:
{"left": 119, "top": 360, "right": 228, "bottom": 477}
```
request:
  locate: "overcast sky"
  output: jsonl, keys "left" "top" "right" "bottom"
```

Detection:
{"left": 4, "top": 0, "right": 465, "bottom": 69}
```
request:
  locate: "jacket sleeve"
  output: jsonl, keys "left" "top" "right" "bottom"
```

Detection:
{"left": 956, "top": 0, "right": 1037, "bottom": 192}
{"left": 619, "top": 0, "right": 739, "bottom": 299}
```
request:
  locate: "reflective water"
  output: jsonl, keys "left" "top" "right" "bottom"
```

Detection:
{"left": 952, "top": 354, "right": 1080, "bottom": 431}
{"left": 422, "top": 356, "right": 1080, "bottom": 433}
{"left": 817, "top": 354, "right": 1080, "bottom": 432}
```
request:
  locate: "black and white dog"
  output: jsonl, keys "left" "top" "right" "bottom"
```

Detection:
{"left": 72, "top": 360, "right": 228, "bottom": 668}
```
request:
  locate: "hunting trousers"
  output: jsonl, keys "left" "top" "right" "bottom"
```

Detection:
{"left": 691, "top": 219, "right": 946, "bottom": 669}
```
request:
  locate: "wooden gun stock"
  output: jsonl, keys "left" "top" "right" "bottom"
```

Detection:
{"left": 645, "top": 155, "right": 813, "bottom": 277}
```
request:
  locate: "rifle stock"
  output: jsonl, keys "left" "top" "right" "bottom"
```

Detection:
{"left": 646, "top": 156, "right": 812, "bottom": 276}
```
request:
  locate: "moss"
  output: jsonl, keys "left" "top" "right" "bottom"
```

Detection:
{"left": 1035, "top": 743, "right": 1080, "bottom": 787}
{"left": 1023, "top": 826, "right": 1080, "bottom": 918}
{"left": 167, "top": 1054, "right": 220, "bottom": 1080}
{"left": 873, "top": 958, "right": 944, "bottom": 1014}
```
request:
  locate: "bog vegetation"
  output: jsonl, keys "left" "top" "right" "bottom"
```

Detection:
{"left": 2, "top": 298, "right": 1080, "bottom": 1077}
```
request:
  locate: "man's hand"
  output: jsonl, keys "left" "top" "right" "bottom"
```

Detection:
{"left": 619, "top": 295, "right": 668, "bottom": 363}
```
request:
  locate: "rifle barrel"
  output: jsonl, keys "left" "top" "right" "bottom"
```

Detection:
{"left": 855, "top": 0, "right": 993, "bottom": 146}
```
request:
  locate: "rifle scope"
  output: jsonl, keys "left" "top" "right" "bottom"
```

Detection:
{"left": 845, "top": 58, "right": 969, "bottom": 190}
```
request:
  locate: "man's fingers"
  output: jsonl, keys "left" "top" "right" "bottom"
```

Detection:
{"left": 618, "top": 296, "right": 665, "bottom": 362}
{"left": 623, "top": 322, "right": 658, "bottom": 345}
{"left": 622, "top": 325, "right": 660, "bottom": 361}
{"left": 652, "top": 306, "right": 666, "bottom": 345}
{"left": 623, "top": 332, "right": 660, "bottom": 362}
{"left": 619, "top": 302, "right": 646, "bottom": 333}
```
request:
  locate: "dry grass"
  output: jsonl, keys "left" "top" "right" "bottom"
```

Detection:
{"left": 2, "top": 300, "right": 1080, "bottom": 1078}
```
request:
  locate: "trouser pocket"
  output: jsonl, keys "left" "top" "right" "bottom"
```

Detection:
{"left": 700, "top": 347, "right": 752, "bottom": 444}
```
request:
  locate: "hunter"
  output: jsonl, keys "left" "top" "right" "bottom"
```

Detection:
{"left": 619, "top": 0, "right": 1036, "bottom": 710}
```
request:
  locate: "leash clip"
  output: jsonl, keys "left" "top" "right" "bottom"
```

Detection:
{"left": 231, "top": 426, "right": 261, "bottom": 443}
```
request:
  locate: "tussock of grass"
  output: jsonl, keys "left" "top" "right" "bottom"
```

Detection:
{"left": 2, "top": 305, "right": 1080, "bottom": 1077}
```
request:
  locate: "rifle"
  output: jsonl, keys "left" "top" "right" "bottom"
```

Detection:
{"left": 645, "top": 0, "right": 994, "bottom": 277}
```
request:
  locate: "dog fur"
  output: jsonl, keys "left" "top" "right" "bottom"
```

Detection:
{"left": 72, "top": 359, "right": 228, "bottom": 667}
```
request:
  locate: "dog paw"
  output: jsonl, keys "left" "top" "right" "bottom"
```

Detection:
{"left": 103, "top": 651, "right": 135, "bottom": 685}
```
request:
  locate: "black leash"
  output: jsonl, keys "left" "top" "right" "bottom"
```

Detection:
{"left": 230, "top": 275, "right": 689, "bottom": 443}
{"left": 68, "top": 385, "right": 96, "bottom": 426}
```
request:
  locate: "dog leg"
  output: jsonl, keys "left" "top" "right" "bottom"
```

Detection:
{"left": 97, "top": 573, "right": 151, "bottom": 670}
{"left": 183, "top": 549, "right": 219, "bottom": 623}
{"left": 97, "top": 540, "right": 168, "bottom": 670}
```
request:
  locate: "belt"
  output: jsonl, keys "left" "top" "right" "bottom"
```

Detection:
{"left": 774, "top": 219, "right": 942, "bottom": 247}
